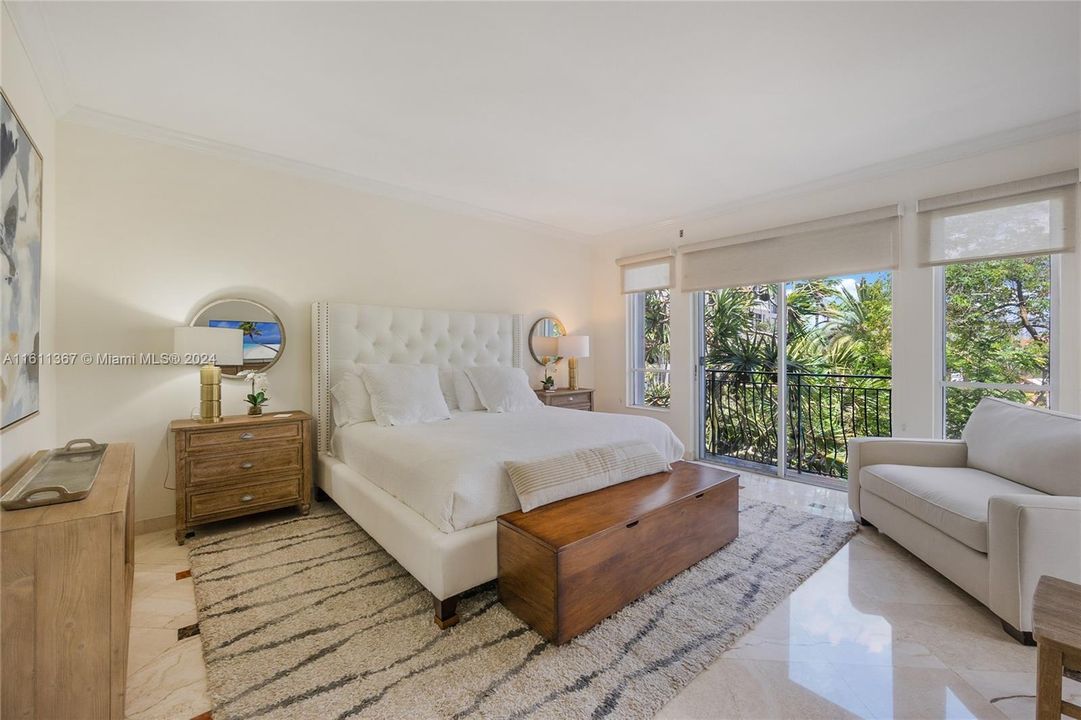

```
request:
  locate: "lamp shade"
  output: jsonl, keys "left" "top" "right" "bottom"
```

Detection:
{"left": 174, "top": 326, "right": 243, "bottom": 366}
{"left": 557, "top": 335, "right": 590, "bottom": 358}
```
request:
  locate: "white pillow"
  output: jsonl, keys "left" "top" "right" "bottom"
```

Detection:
{"left": 330, "top": 370, "right": 374, "bottom": 426}
{"left": 465, "top": 366, "right": 543, "bottom": 413}
{"left": 453, "top": 369, "right": 484, "bottom": 412}
{"left": 361, "top": 364, "right": 451, "bottom": 427}
{"left": 438, "top": 367, "right": 459, "bottom": 411}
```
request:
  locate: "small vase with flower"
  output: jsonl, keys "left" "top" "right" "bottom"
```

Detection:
{"left": 243, "top": 371, "right": 270, "bottom": 416}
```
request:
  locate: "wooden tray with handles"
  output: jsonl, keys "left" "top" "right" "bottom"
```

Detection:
{"left": 1, "top": 439, "right": 109, "bottom": 510}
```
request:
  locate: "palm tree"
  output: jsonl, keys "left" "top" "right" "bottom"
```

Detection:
{"left": 822, "top": 278, "right": 892, "bottom": 376}
{"left": 237, "top": 321, "right": 261, "bottom": 343}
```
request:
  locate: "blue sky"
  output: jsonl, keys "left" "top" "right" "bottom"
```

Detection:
{"left": 208, "top": 320, "right": 282, "bottom": 345}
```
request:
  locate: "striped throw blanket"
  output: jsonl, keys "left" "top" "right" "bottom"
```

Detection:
{"left": 505, "top": 441, "right": 671, "bottom": 512}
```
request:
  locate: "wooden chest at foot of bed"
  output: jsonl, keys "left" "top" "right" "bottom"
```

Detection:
{"left": 497, "top": 461, "right": 739, "bottom": 645}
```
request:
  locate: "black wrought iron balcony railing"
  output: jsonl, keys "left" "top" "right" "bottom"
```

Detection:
{"left": 704, "top": 369, "right": 892, "bottom": 479}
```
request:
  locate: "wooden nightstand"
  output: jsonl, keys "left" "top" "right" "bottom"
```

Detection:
{"left": 171, "top": 411, "right": 312, "bottom": 544}
{"left": 535, "top": 387, "right": 594, "bottom": 411}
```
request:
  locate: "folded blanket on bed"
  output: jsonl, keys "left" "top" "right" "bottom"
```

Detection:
{"left": 505, "top": 441, "right": 671, "bottom": 512}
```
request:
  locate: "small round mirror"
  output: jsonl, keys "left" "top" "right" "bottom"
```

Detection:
{"left": 190, "top": 298, "right": 285, "bottom": 378}
{"left": 529, "top": 317, "right": 566, "bottom": 366}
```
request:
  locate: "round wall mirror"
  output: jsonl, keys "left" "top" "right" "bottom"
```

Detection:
{"left": 190, "top": 298, "right": 285, "bottom": 378}
{"left": 528, "top": 316, "right": 566, "bottom": 366}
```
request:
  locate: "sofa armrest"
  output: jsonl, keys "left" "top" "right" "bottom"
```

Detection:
{"left": 988, "top": 494, "right": 1081, "bottom": 632}
{"left": 847, "top": 438, "right": 968, "bottom": 518}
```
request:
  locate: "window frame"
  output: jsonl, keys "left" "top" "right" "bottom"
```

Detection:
{"left": 935, "top": 253, "right": 1060, "bottom": 437}
{"left": 626, "top": 291, "right": 671, "bottom": 410}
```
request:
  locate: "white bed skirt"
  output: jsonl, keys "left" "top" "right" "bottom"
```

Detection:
{"left": 316, "top": 453, "right": 497, "bottom": 600}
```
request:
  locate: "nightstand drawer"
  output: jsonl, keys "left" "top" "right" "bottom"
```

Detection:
{"left": 549, "top": 393, "right": 590, "bottom": 407}
{"left": 188, "top": 444, "right": 303, "bottom": 485}
{"left": 188, "top": 421, "right": 301, "bottom": 450}
{"left": 189, "top": 477, "right": 300, "bottom": 520}
{"left": 559, "top": 401, "right": 593, "bottom": 411}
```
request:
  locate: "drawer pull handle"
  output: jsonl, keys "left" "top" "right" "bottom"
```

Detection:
{"left": 626, "top": 520, "right": 639, "bottom": 529}
{"left": 568, "top": 396, "right": 575, "bottom": 402}
{"left": 240, "top": 462, "right": 255, "bottom": 470}
{"left": 240, "top": 494, "right": 254, "bottom": 503}
{"left": 239, "top": 432, "right": 255, "bottom": 440}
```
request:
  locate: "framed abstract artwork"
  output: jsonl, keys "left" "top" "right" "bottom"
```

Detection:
{"left": 1, "top": 90, "right": 44, "bottom": 430}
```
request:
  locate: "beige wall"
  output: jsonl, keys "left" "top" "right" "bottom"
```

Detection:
{"left": 55, "top": 122, "right": 593, "bottom": 521}
{"left": 1, "top": 4, "right": 58, "bottom": 475}
{"left": 590, "top": 131, "right": 1081, "bottom": 456}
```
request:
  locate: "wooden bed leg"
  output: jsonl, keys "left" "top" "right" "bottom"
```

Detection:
{"left": 433, "top": 594, "right": 460, "bottom": 629}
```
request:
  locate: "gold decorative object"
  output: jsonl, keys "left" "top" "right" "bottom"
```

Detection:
{"left": 199, "top": 364, "right": 223, "bottom": 422}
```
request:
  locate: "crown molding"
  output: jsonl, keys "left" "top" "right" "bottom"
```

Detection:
{"left": 596, "top": 112, "right": 1081, "bottom": 243}
{"left": 61, "top": 105, "right": 589, "bottom": 243}
{"left": 2, "top": 0, "right": 76, "bottom": 117}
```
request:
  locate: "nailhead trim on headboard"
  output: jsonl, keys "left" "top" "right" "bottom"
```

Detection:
{"left": 311, "top": 302, "right": 331, "bottom": 455}
{"left": 512, "top": 314, "right": 522, "bottom": 369}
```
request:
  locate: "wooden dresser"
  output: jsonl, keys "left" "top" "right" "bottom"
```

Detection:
{"left": 171, "top": 411, "right": 312, "bottom": 544}
{"left": 1, "top": 442, "right": 135, "bottom": 720}
{"left": 535, "top": 387, "right": 594, "bottom": 411}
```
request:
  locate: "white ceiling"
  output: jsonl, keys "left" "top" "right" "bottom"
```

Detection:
{"left": 12, "top": 1, "right": 1081, "bottom": 238}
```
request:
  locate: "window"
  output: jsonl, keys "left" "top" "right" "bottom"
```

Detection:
{"left": 923, "top": 173, "right": 1073, "bottom": 438}
{"left": 627, "top": 288, "right": 671, "bottom": 408}
{"left": 941, "top": 255, "right": 1053, "bottom": 437}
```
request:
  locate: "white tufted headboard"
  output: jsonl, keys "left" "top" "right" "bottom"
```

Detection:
{"left": 311, "top": 302, "right": 523, "bottom": 454}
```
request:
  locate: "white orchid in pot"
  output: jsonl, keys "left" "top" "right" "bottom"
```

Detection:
{"left": 243, "top": 371, "right": 270, "bottom": 416}
{"left": 542, "top": 361, "right": 556, "bottom": 391}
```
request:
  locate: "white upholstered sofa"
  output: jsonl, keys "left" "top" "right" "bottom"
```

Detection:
{"left": 848, "top": 398, "right": 1081, "bottom": 642}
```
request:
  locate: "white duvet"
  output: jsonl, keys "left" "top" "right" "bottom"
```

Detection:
{"left": 330, "top": 407, "right": 685, "bottom": 533}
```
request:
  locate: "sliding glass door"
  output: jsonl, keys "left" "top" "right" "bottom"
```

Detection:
{"left": 699, "top": 273, "right": 892, "bottom": 485}
{"left": 702, "top": 285, "right": 780, "bottom": 467}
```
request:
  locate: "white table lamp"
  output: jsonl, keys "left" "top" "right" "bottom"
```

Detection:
{"left": 174, "top": 326, "right": 243, "bottom": 423}
{"left": 557, "top": 335, "right": 590, "bottom": 390}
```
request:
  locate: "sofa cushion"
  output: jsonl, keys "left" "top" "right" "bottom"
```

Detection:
{"left": 963, "top": 398, "right": 1081, "bottom": 496}
{"left": 860, "top": 464, "right": 1045, "bottom": 553}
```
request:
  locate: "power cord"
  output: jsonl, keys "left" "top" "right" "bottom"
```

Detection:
{"left": 162, "top": 425, "right": 175, "bottom": 491}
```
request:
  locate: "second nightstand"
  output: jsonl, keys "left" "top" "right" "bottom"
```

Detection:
{"left": 535, "top": 387, "right": 594, "bottom": 411}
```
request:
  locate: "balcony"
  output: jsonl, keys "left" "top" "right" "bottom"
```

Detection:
{"left": 704, "top": 369, "right": 892, "bottom": 480}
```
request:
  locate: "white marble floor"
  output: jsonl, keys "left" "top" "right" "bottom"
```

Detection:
{"left": 125, "top": 466, "right": 1078, "bottom": 719}
{"left": 126, "top": 528, "right": 211, "bottom": 720}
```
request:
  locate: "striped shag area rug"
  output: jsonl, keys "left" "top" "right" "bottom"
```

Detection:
{"left": 188, "top": 499, "right": 856, "bottom": 720}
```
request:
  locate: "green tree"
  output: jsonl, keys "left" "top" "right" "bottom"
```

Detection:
{"left": 943, "top": 256, "right": 1050, "bottom": 437}
{"left": 641, "top": 289, "right": 671, "bottom": 407}
{"left": 822, "top": 279, "right": 893, "bottom": 376}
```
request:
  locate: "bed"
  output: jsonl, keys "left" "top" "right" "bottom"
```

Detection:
{"left": 311, "top": 302, "right": 685, "bottom": 624}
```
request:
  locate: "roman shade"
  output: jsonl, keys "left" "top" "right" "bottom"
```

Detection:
{"left": 679, "top": 205, "right": 901, "bottom": 292}
{"left": 617, "top": 249, "right": 675, "bottom": 293}
{"left": 918, "top": 170, "right": 1078, "bottom": 266}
